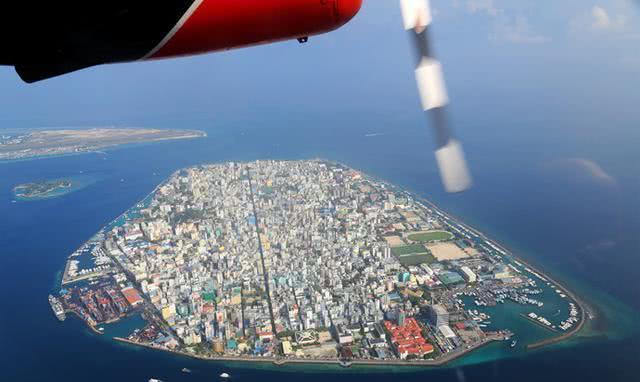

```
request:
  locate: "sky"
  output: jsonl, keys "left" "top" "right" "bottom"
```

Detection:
{"left": 0, "top": 1, "right": 638, "bottom": 127}
{"left": 0, "top": 0, "right": 639, "bottom": 186}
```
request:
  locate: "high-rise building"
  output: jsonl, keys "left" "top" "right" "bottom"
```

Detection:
{"left": 429, "top": 304, "right": 449, "bottom": 327}
{"left": 398, "top": 309, "right": 406, "bottom": 326}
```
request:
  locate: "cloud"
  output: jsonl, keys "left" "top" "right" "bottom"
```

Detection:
{"left": 589, "top": 5, "right": 627, "bottom": 31}
{"left": 570, "top": 4, "right": 629, "bottom": 34}
{"left": 566, "top": 158, "right": 616, "bottom": 184}
{"left": 591, "top": 6, "right": 612, "bottom": 29}
{"left": 459, "top": 0, "right": 550, "bottom": 44}
{"left": 465, "top": 0, "right": 499, "bottom": 17}
{"left": 494, "top": 15, "right": 550, "bottom": 44}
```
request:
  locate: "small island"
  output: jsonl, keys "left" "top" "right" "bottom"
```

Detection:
{"left": 52, "top": 160, "right": 589, "bottom": 368}
{"left": 0, "top": 127, "right": 206, "bottom": 162}
{"left": 13, "top": 175, "right": 101, "bottom": 201}
{"left": 14, "top": 179, "right": 73, "bottom": 200}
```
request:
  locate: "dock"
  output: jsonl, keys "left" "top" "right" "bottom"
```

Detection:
{"left": 520, "top": 313, "right": 557, "bottom": 333}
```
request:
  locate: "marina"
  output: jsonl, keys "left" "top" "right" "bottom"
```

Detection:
{"left": 521, "top": 313, "right": 558, "bottom": 332}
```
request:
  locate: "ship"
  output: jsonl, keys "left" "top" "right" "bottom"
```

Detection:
{"left": 48, "top": 294, "right": 66, "bottom": 321}
{"left": 220, "top": 372, "right": 230, "bottom": 378}
{"left": 181, "top": 368, "right": 192, "bottom": 373}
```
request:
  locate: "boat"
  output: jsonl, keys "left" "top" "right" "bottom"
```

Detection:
{"left": 48, "top": 294, "right": 66, "bottom": 321}
{"left": 182, "top": 368, "right": 192, "bottom": 373}
{"left": 149, "top": 379, "right": 163, "bottom": 382}
{"left": 339, "top": 359, "right": 353, "bottom": 368}
{"left": 510, "top": 340, "right": 518, "bottom": 348}
{"left": 220, "top": 372, "right": 230, "bottom": 378}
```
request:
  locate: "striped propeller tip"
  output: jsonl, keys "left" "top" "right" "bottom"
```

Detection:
{"left": 435, "top": 140, "right": 472, "bottom": 193}
{"left": 415, "top": 58, "right": 449, "bottom": 111}
{"left": 400, "top": 0, "right": 432, "bottom": 30}
{"left": 400, "top": 0, "right": 473, "bottom": 193}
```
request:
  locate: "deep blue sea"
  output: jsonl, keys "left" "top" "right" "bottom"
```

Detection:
{"left": 1, "top": 118, "right": 639, "bottom": 382}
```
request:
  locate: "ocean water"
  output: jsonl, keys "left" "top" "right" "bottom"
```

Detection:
{"left": 0, "top": 120, "right": 639, "bottom": 382}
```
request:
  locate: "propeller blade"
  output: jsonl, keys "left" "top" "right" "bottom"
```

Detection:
{"left": 400, "top": 0, "right": 472, "bottom": 193}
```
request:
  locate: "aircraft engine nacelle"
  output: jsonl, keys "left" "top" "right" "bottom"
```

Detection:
{"left": 6, "top": 0, "right": 362, "bottom": 83}
{"left": 147, "top": 0, "right": 363, "bottom": 59}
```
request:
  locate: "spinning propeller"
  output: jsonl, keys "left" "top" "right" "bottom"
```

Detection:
{"left": 399, "top": 0, "right": 472, "bottom": 193}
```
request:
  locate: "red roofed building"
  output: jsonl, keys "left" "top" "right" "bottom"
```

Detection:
{"left": 121, "top": 287, "right": 143, "bottom": 306}
{"left": 258, "top": 331, "right": 274, "bottom": 341}
{"left": 384, "top": 318, "right": 435, "bottom": 359}
{"left": 202, "top": 302, "right": 215, "bottom": 314}
{"left": 420, "top": 343, "right": 434, "bottom": 354}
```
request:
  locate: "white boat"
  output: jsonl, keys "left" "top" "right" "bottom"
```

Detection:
{"left": 220, "top": 372, "right": 230, "bottom": 378}
{"left": 149, "top": 379, "right": 163, "bottom": 382}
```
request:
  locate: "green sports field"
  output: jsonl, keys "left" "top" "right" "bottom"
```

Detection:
{"left": 397, "top": 253, "right": 436, "bottom": 266}
{"left": 407, "top": 231, "right": 453, "bottom": 243}
{"left": 391, "top": 244, "right": 436, "bottom": 266}
{"left": 392, "top": 244, "right": 426, "bottom": 256}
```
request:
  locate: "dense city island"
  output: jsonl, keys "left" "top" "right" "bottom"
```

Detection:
{"left": 0, "top": 128, "right": 205, "bottom": 161}
{"left": 51, "top": 160, "right": 587, "bottom": 367}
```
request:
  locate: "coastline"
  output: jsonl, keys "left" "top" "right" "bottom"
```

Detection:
{"left": 0, "top": 129, "right": 206, "bottom": 164}
{"left": 328, "top": 158, "right": 591, "bottom": 351}
{"left": 13, "top": 174, "right": 102, "bottom": 203}
{"left": 13, "top": 180, "right": 71, "bottom": 200}
{"left": 62, "top": 159, "right": 591, "bottom": 368}
{"left": 59, "top": 172, "right": 174, "bottom": 285}
{"left": 410, "top": 193, "right": 589, "bottom": 350}
{"left": 65, "top": 309, "right": 104, "bottom": 336}
{"left": 113, "top": 332, "right": 507, "bottom": 368}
